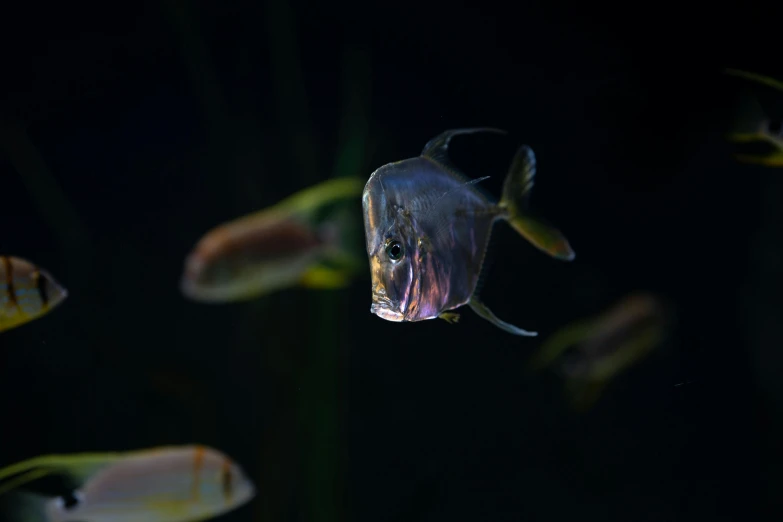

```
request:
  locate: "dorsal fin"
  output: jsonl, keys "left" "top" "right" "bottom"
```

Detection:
{"left": 420, "top": 128, "right": 507, "bottom": 171}
{"left": 503, "top": 144, "right": 536, "bottom": 209}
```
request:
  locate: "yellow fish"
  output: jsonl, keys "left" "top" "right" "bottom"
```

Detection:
{"left": 724, "top": 68, "right": 783, "bottom": 167}
{"left": 0, "top": 445, "right": 255, "bottom": 522}
{"left": 529, "top": 292, "right": 671, "bottom": 411}
{"left": 0, "top": 256, "right": 67, "bottom": 333}
{"left": 181, "top": 177, "right": 366, "bottom": 303}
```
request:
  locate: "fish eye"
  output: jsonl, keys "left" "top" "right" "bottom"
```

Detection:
{"left": 385, "top": 240, "right": 403, "bottom": 261}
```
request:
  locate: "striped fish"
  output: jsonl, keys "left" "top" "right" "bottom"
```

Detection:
{"left": 0, "top": 445, "right": 256, "bottom": 522}
{"left": 0, "top": 256, "right": 68, "bottom": 333}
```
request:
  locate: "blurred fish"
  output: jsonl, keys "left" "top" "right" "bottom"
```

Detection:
{"left": 362, "top": 128, "right": 574, "bottom": 336}
{"left": 724, "top": 68, "right": 783, "bottom": 167}
{"left": 181, "top": 177, "right": 366, "bottom": 302}
{"left": 529, "top": 292, "right": 671, "bottom": 411}
{"left": 0, "top": 256, "right": 67, "bottom": 334}
{"left": 0, "top": 445, "right": 255, "bottom": 522}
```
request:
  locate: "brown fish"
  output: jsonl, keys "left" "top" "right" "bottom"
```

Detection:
{"left": 361, "top": 128, "right": 575, "bottom": 336}
{"left": 0, "top": 256, "right": 67, "bottom": 333}
{"left": 181, "top": 177, "right": 365, "bottom": 303}
{"left": 529, "top": 292, "right": 671, "bottom": 411}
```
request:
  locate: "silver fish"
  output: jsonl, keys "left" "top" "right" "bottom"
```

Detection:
{"left": 0, "top": 445, "right": 255, "bottom": 522}
{"left": 362, "top": 128, "right": 575, "bottom": 336}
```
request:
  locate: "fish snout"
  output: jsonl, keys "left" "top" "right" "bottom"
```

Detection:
{"left": 370, "top": 302, "right": 405, "bottom": 322}
{"left": 370, "top": 289, "right": 405, "bottom": 321}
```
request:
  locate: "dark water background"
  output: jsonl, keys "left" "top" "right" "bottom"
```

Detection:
{"left": 1, "top": 2, "right": 781, "bottom": 521}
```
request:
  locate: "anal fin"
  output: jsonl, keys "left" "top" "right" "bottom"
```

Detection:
{"left": 468, "top": 297, "right": 537, "bottom": 337}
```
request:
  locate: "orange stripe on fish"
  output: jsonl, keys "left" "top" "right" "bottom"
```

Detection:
{"left": 221, "top": 458, "right": 233, "bottom": 505}
{"left": 191, "top": 445, "right": 206, "bottom": 501}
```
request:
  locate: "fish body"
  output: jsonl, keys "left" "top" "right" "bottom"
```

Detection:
{"left": 560, "top": 293, "right": 667, "bottom": 382}
{"left": 182, "top": 214, "right": 328, "bottom": 302}
{"left": 0, "top": 445, "right": 255, "bottom": 522}
{"left": 181, "top": 177, "right": 365, "bottom": 302}
{"left": 724, "top": 68, "right": 783, "bottom": 167}
{"left": 362, "top": 128, "right": 575, "bottom": 336}
{"left": 0, "top": 256, "right": 67, "bottom": 333}
{"left": 529, "top": 292, "right": 670, "bottom": 411}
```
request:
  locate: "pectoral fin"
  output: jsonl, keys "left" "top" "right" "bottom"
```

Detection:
{"left": 438, "top": 312, "right": 460, "bottom": 324}
{"left": 468, "top": 297, "right": 537, "bottom": 337}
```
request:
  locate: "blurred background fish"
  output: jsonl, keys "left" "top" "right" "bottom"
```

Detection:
{"left": 0, "top": 256, "right": 67, "bottom": 334}
{"left": 528, "top": 292, "right": 672, "bottom": 411}
{"left": 724, "top": 68, "right": 783, "bottom": 167}
{"left": 180, "top": 176, "right": 366, "bottom": 303}
{"left": 0, "top": 445, "right": 255, "bottom": 522}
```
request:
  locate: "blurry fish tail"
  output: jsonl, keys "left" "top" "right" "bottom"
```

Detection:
{"left": 499, "top": 145, "right": 575, "bottom": 261}
{"left": 0, "top": 491, "right": 51, "bottom": 522}
{"left": 300, "top": 207, "right": 365, "bottom": 290}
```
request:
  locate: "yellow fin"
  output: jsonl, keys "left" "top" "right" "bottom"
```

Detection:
{"left": 0, "top": 453, "right": 123, "bottom": 494}
{"left": 438, "top": 312, "right": 460, "bottom": 324}
{"left": 274, "top": 177, "right": 365, "bottom": 217}
{"left": 0, "top": 467, "right": 54, "bottom": 495}
{"left": 500, "top": 145, "right": 575, "bottom": 261}
{"left": 724, "top": 68, "right": 783, "bottom": 92}
{"left": 299, "top": 266, "right": 351, "bottom": 289}
{"left": 726, "top": 131, "right": 768, "bottom": 143}
{"left": 506, "top": 214, "right": 575, "bottom": 261}
{"left": 733, "top": 152, "right": 783, "bottom": 167}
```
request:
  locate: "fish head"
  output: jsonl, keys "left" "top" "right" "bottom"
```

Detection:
{"left": 40, "top": 270, "right": 68, "bottom": 309}
{"left": 362, "top": 166, "right": 421, "bottom": 322}
{"left": 182, "top": 446, "right": 257, "bottom": 518}
{"left": 180, "top": 226, "right": 237, "bottom": 301}
{"left": 199, "top": 447, "right": 256, "bottom": 512}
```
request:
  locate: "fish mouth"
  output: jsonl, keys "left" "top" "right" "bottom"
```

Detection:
{"left": 370, "top": 294, "right": 405, "bottom": 322}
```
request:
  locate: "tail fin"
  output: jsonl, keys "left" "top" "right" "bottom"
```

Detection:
{"left": 499, "top": 145, "right": 575, "bottom": 261}
{"left": 301, "top": 204, "right": 366, "bottom": 290}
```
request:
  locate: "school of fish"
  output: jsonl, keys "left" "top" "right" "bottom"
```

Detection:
{"left": 2, "top": 65, "right": 781, "bottom": 521}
